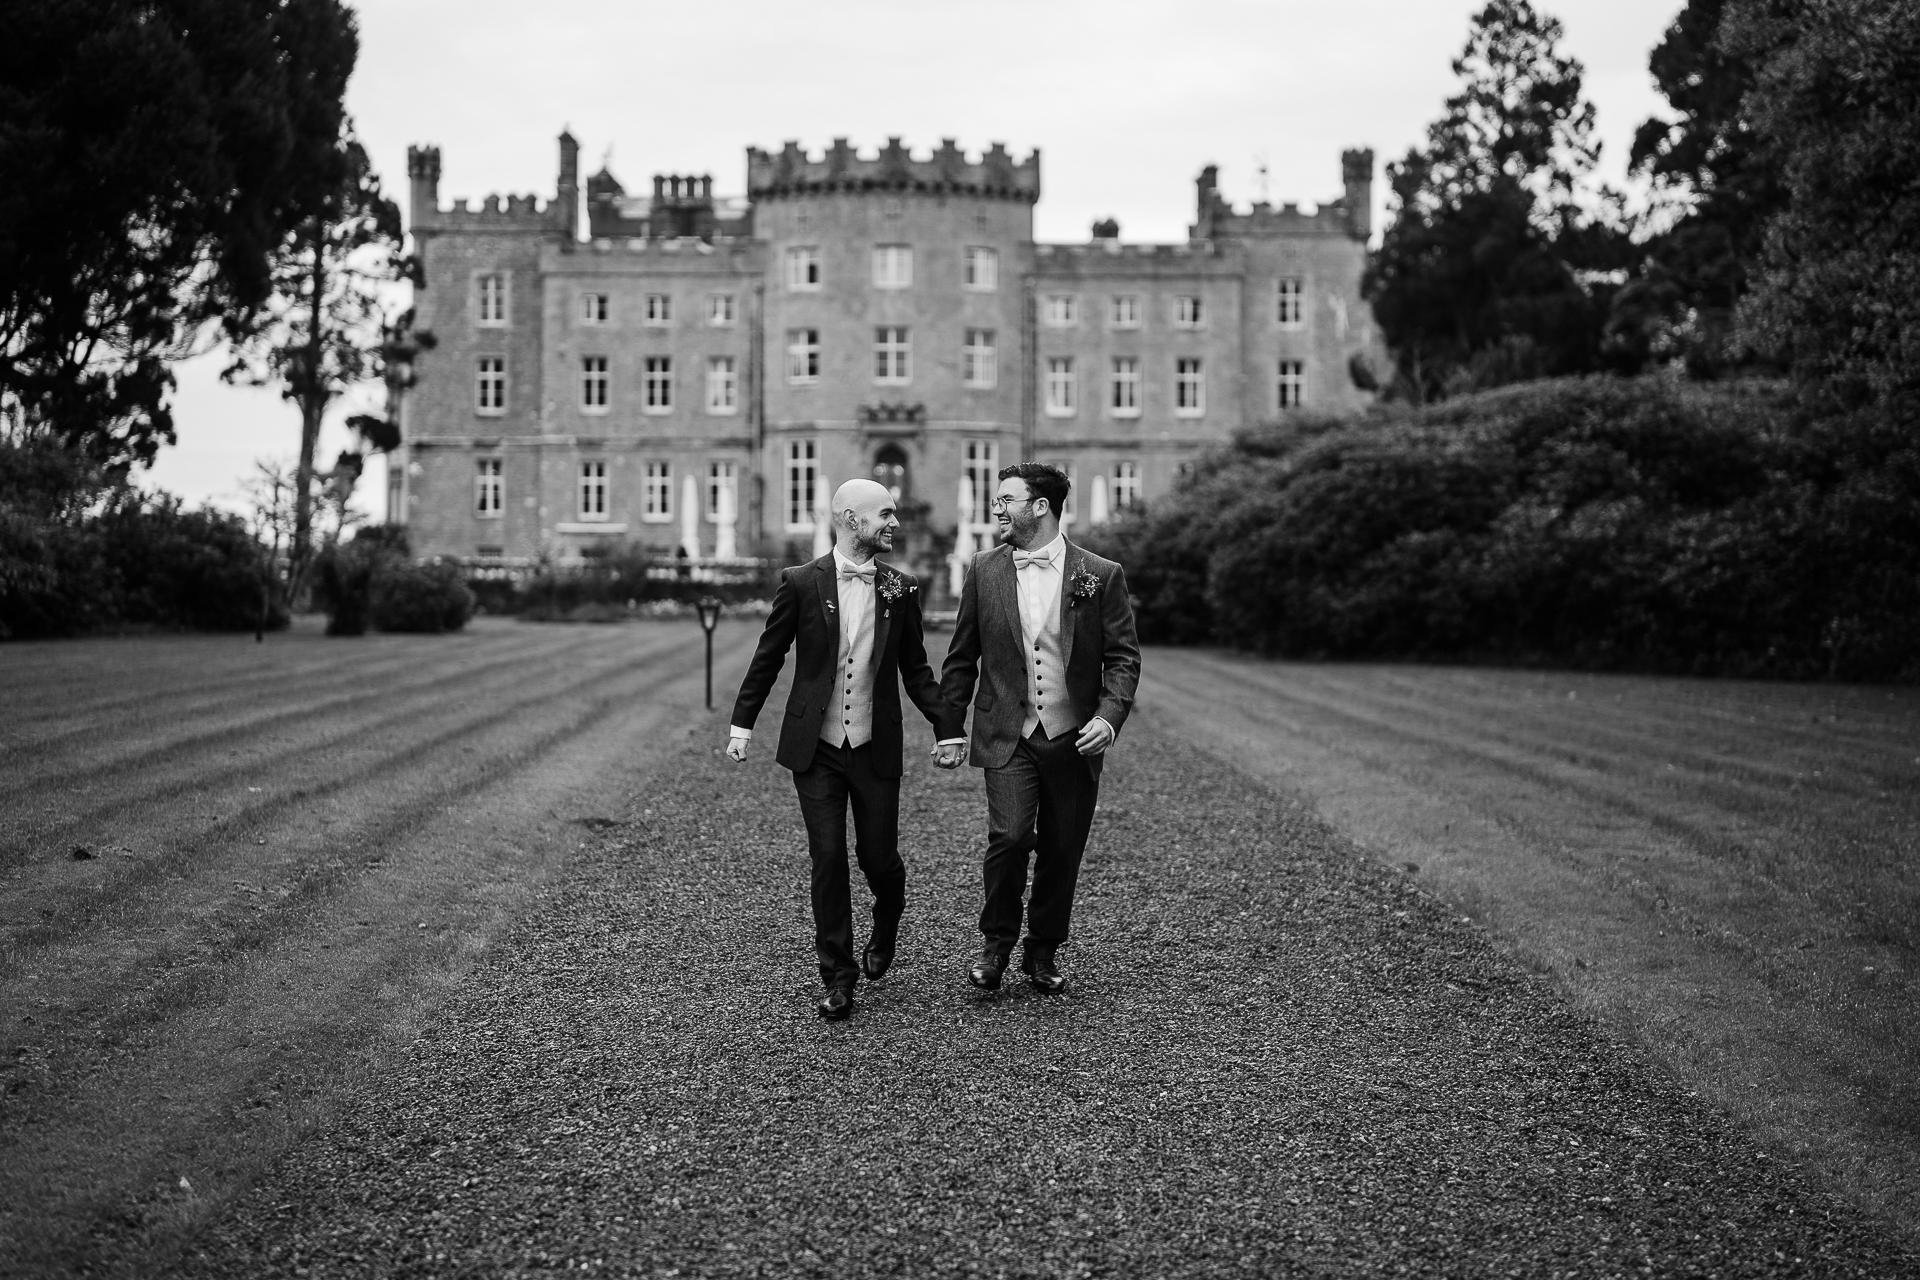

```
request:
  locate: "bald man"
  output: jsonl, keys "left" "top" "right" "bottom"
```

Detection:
{"left": 726, "top": 479, "right": 961, "bottom": 1020}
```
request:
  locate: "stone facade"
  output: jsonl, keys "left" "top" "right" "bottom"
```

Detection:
{"left": 395, "top": 132, "right": 1384, "bottom": 586}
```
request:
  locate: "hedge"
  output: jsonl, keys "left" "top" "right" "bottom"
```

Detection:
{"left": 1081, "top": 376, "right": 1920, "bottom": 682}
{"left": 1, "top": 439, "right": 284, "bottom": 639}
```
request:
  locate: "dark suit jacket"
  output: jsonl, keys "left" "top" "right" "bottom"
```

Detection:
{"left": 939, "top": 540, "right": 1142, "bottom": 776}
{"left": 730, "top": 554, "right": 959, "bottom": 778}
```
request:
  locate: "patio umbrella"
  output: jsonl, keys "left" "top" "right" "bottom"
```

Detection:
{"left": 715, "top": 476, "right": 737, "bottom": 561}
{"left": 680, "top": 473, "right": 701, "bottom": 560}
{"left": 949, "top": 474, "right": 974, "bottom": 597}
{"left": 812, "top": 470, "right": 833, "bottom": 558}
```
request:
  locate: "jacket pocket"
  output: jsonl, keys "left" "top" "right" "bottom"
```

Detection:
{"left": 974, "top": 693, "right": 994, "bottom": 712}
{"left": 787, "top": 703, "right": 806, "bottom": 718}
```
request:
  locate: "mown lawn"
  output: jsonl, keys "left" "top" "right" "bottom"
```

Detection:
{"left": 0, "top": 616, "right": 747, "bottom": 1272}
{"left": 3, "top": 624, "right": 1915, "bottom": 1275}
{"left": 1143, "top": 653, "right": 1920, "bottom": 1239}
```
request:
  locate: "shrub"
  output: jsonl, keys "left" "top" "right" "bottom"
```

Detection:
{"left": 1081, "top": 376, "right": 1920, "bottom": 682}
{"left": 95, "top": 496, "right": 278, "bottom": 632}
{"left": 1, "top": 438, "right": 285, "bottom": 639}
{"left": 313, "top": 537, "right": 385, "bottom": 636}
{"left": 370, "top": 559, "right": 474, "bottom": 634}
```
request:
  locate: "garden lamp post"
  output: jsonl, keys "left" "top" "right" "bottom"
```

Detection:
{"left": 695, "top": 597, "right": 722, "bottom": 710}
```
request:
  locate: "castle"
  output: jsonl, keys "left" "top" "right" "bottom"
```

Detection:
{"left": 393, "top": 132, "right": 1384, "bottom": 586}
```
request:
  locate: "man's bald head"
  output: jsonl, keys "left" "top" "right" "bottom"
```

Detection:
{"left": 833, "top": 478, "right": 891, "bottom": 520}
{"left": 832, "top": 478, "right": 899, "bottom": 560}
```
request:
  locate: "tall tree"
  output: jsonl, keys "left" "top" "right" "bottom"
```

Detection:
{"left": 1614, "top": 0, "right": 1788, "bottom": 374}
{"left": 0, "top": 0, "right": 357, "bottom": 473}
{"left": 226, "top": 124, "right": 404, "bottom": 604}
{"left": 1724, "top": 0, "right": 1920, "bottom": 407}
{"left": 1364, "top": 0, "right": 1626, "bottom": 401}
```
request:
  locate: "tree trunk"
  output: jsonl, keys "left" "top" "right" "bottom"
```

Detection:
{"left": 288, "top": 223, "right": 328, "bottom": 607}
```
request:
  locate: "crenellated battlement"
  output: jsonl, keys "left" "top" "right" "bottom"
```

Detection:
{"left": 1190, "top": 151, "right": 1374, "bottom": 242}
{"left": 407, "top": 138, "right": 576, "bottom": 236}
{"left": 746, "top": 137, "right": 1039, "bottom": 203}
{"left": 1034, "top": 242, "right": 1224, "bottom": 260}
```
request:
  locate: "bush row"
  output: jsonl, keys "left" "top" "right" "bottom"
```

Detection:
{"left": 484, "top": 551, "right": 780, "bottom": 622}
{"left": 1081, "top": 377, "right": 1920, "bottom": 682}
{"left": 1, "top": 491, "right": 282, "bottom": 639}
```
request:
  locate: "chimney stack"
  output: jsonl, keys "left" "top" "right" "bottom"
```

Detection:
{"left": 406, "top": 145, "right": 441, "bottom": 227}
{"left": 1341, "top": 148, "right": 1374, "bottom": 240}
{"left": 556, "top": 131, "right": 580, "bottom": 239}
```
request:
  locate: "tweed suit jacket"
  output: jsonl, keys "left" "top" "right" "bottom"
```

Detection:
{"left": 730, "top": 554, "right": 959, "bottom": 778}
{"left": 939, "top": 540, "right": 1142, "bottom": 777}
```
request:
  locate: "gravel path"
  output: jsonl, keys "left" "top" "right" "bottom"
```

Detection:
{"left": 175, "top": 713, "right": 1915, "bottom": 1277}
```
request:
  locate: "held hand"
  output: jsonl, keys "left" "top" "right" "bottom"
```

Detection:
{"left": 725, "top": 734, "right": 749, "bottom": 763}
{"left": 931, "top": 742, "right": 967, "bottom": 769}
{"left": 1075, "top": 718, "right": 1115, "bottom": 757}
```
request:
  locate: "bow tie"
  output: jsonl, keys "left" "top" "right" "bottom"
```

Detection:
{"left": 837, "top": 562, "right": 876, "bottom": 583}
{"left": 1013, "top": 547, "right": 1059, "bottom": 570}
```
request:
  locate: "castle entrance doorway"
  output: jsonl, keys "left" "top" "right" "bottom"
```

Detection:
{"left": 871, "top": 444, "right": 909, "bottom": 504}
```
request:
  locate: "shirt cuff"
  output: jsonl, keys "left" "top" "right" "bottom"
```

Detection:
{"left": 729, "top": 726, "right": 752, "bottom": 740}
{"left": 936, "top": 737, "right": 966, "bottom": 746}
{"left": 1090, "top": 716, "right": 1115, "bottom": 739}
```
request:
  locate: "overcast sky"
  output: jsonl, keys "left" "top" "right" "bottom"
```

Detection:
{"left": 148, "top": 0, "right": 1684, "bottom": 517}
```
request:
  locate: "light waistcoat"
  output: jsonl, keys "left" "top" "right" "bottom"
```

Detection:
{"left": 822, "top": 554, "right": 877, "bottom": 748}
{"left": 1016, "top": 537, "right": 1074, "bottom": 741}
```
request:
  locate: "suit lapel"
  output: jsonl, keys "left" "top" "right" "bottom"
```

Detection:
{"left": 987, "top": 547, "right": 1022, "bottom": 659}
{"left": 811, "top": 553, "right": 838, "bottom": 641}
{"left": 1059, "top": 543, "right": 1080, "bottom": 672}
{"left": 869, "top": 561, "right": 894, "bottom": 668}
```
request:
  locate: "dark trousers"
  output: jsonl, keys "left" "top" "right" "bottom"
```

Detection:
{"left": 980, "top": 724, "right": 1100, "bottom": 955}
{"left": 792, "top": 739, "right": 904, "bottom": 989}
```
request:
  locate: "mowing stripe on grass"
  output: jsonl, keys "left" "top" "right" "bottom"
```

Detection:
{"left": 0, "top": 626, "right": 631, "bottom": 816}
{"left": 2, "top": 619, "right": 751, "bottom": 1276}
{"left": 1139, "top": 650, "right": 1920, "bottom": 1247}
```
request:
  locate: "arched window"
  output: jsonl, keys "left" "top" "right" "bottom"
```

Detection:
{"left": 872, "top": 444, "right": 910, "bottom": 504}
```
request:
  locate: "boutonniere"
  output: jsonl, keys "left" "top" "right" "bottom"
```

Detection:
{"left": 876, "top": 572, "right": 915, "bottom": 603}
{"left": 1068, "top": 569, "right": 1100, "bottom": 607}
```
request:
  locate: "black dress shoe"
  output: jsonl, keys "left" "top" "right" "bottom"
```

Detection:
{"left": 818, "top": 987, "right": 854, "bottom": 1020}
{"left": 967, "top": 947, "right": 1010, "bottom": 991}
{"left": 1021, "top": 946, "right": 1067, "bottom": 995}
{"left": 861, "top": 943, "right": 894, "bottom": 982}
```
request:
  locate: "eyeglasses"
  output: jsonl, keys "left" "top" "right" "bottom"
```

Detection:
{"left": 989, "top": 495, "right": 1037, "bottom": 512}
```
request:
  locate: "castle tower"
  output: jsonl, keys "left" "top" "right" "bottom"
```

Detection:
{"left": 746, "top": 138, "right": 1041, "bottom": 553}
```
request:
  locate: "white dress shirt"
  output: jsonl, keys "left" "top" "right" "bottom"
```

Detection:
{"left": 1014, "top": 533, "right": 1065, "bottom": 642}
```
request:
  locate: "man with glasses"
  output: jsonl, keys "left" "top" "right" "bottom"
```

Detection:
{"left": 934, "top": 463, "right": 1141, "bottom": 995}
